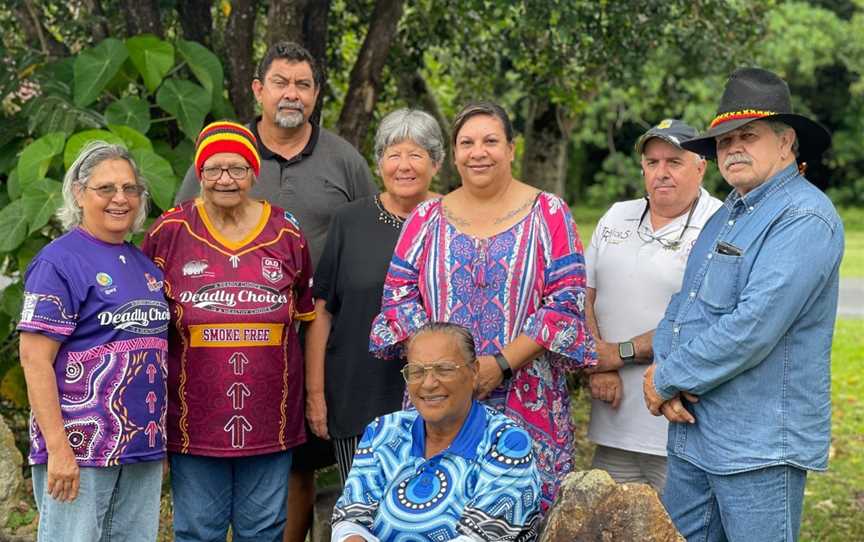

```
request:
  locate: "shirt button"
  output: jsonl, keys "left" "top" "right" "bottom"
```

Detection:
{"left": 748, "top": 206, "right": 754, "bottom": 212}
{"left": 689, "top": 291, "right": 696, "bottom": 298}
{"left": 673, "top": 327, "right": 680, "bottom": 334}
{"left": 707, "top": 253, "right": 713, "bottom": 259}
{"left": 728, "top": 220, "right": 735, "bottom": 226}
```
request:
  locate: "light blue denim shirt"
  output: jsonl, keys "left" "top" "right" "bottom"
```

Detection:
{"left": 653, "top": 163, "right": 844, "bottom": 474}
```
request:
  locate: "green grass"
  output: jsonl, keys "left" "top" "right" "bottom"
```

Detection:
{"left": 574, "top": 205, "right": 864, "bottom": 278}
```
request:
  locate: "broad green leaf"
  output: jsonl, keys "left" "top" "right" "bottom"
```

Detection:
{"left": 16, "top": 235, "right": 50, "bottom": 273}
{"left": 22, "top": 178, "right": 63, "bottom": 234}
{"left": 105, "top": 96, "right": 152, "bottom": 134}
{"left": 24, "top": 94, "right": 104, "bottom": 137}
{"left": 6, "top": 169, "right": 19, "bottom": 200}
{"left": 63, "top": 130, "right": 125, "bottom": 170}
{"left": 17, "top": 132, "right": 66, "bottom": 187}
{"left": 177, "top": 40, "right": 224, "bottom": 101}
{"left": 131, "top": 148, "right": 177, "bottom": 211}
{"left": 73, "top": 38, "right": 129, "bottom": 107}
{"left": 154, "top": 139, "right": 194, "bottom": 178}
{"left": 0, "top": 281, "right": 23, "bottom": 318}
{"left": 108, "top": 125, "right": 153, "bottom": 152}
{"left": 37, "top": 57, "right": 75, "bottom": 97}
{"left": 126, "top": 35, "right": 175, "bottom": 93}
{"left": 156, "top": 80, "right": 210, "bottom": 141}
{"left": 0, "top": 200, "right": 29, "bottom": 252}
{"left": 211, "top": 92, "right": 237, "bottom": 120}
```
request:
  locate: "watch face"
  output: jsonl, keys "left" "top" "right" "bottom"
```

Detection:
{"left": 619, "top": 341, "right": 635, "bottom": 359}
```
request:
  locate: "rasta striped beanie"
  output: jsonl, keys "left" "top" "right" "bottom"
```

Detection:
{"left": 194, "top": 121, "right": 261, "bottom": 179}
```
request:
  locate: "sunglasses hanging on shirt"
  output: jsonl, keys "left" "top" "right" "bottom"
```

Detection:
{"left": 636, "top": 194, "right": 700, "bottom": 251}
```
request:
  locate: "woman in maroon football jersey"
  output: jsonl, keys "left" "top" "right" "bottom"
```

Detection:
{"left": 142, "top": 121, "right": 314, "bottom": 542}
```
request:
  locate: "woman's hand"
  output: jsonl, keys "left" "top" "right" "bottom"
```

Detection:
{"left": 475, "top": 355, "right": 504, "bottom": 400}
{"left": 306, "top": 391, "right": 329, "bottom": 439}
{"left": 47, "top": 444, "right": 80, "bottom": 502}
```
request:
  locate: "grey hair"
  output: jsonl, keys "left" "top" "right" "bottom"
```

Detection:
{"left": 374, "top": 109, "right": 446, "bottom": 166}
{"left": 406, "top": 322, "right": 477, "bottom": 365}
{"left": 766, "top": 120, "right": 800, "bottom": 157}
{"left": 57, "top": 141, "right": 149, "bottom": 232}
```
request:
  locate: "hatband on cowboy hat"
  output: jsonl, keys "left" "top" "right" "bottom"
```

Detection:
{"left": 680, "top": 67, "right": 830, "bottom": 160}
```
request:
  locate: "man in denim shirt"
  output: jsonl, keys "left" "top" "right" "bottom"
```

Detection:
{"left": 643, "top": 68, "right": 844, "bottom": 541}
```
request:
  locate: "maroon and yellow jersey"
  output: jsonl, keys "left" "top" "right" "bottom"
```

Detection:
{"left": 142, "top": 200, "right": 314, "bottom": 456}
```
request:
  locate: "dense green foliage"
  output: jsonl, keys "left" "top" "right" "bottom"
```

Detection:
{"left": 0, "top": 34, "right": 234, "bottom": 401}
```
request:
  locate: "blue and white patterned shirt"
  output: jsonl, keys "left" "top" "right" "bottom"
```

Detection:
{"left": 331, "top": 401, "right": 541, "bottom": 541}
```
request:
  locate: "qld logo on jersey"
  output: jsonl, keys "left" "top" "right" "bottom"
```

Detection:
{"left": 177, "top": 282, "right": 289, "bottom": 315}
{"left": 261, "top": 258, "right": 283, "bottom": 283}
{"left": 97, "top": 300, "right": 170, "bottom": 334}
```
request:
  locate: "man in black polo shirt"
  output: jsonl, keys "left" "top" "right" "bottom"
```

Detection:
{"left": 175, "top": 41, "right": 376, "bottom": 541}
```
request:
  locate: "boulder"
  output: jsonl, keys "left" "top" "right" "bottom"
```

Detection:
{"left": 0, "top": 415, "right": 23, "bottom": 528}
{"left": 540, "top": 469, "right": 683, "bottom": 542}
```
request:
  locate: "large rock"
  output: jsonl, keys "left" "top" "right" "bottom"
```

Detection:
{"left": 0, "top": 415, "right": 23, "bottom": 528}
{"left": 540, "top": 469, "right": 683, "bottom": 542}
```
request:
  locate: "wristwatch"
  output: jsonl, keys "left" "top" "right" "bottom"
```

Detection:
{"left": 618, "top": 341, "right": 636, "bottom": 364}
{"left": 494, "top": 353, "right": 513, "bottom": 381}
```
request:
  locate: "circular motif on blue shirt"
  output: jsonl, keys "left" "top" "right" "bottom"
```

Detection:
{"left": 393, "top": 467, "right": 451, "bottom": 512}
{"left": 488, "top": 426, "right": 533, "bottom": 467}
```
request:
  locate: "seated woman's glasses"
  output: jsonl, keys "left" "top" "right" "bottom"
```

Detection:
{"left": 401, "top": 361, "right": 467, "bottom": 383}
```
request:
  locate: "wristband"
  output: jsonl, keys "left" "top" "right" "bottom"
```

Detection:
{"left": 494, "top": 353, "right": 513, "bottom": 381}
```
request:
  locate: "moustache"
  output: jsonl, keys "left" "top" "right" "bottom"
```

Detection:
{"left": 724, "top": 153, "right": 752, "bottom": 168}
{"left": 277, "top": 100, "right": 305, "bottom": 113}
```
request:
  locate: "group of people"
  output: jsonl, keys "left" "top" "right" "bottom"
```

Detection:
{"left": 16, "top": 36, "right": 843, "bottom": 542}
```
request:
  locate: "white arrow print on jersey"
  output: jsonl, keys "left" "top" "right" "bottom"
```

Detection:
{"left": 227, "top": 382, "right": 251, "bottom": 410}
{"left": 224, "top": 415, "right": 252, "bottom": 448}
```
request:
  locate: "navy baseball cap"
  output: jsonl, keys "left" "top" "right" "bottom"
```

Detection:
{"left": 634, "top": 119, "right": 699, "bottom": 154}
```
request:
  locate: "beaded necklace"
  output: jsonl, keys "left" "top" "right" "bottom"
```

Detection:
{"left": 375, "top": 194, "right": 406, "bottom": 229}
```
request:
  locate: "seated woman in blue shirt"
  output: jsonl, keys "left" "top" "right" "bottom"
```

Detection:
{"left": 331, "top": 322, "right": 541, "bottom": 541}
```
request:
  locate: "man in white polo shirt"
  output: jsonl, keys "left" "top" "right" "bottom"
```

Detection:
{"left": 584, "top": 119, "right": 722, "bottom": 491}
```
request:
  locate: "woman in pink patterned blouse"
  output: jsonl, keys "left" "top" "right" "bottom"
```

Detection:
{"left": 369, "top": 101, "right": 597, "bottom": 510}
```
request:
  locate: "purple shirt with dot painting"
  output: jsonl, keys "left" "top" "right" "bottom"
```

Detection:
{"left": 17, "top": 228, "right": 169, "bottom": 467}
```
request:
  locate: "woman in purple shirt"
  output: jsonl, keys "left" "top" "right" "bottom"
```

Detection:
{"left": 18, "top": 141, "right": 169, "bottom": 542}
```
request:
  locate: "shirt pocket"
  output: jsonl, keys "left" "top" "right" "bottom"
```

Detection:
{"left": 698, "top": 253, "right": 742, "bottom": 311}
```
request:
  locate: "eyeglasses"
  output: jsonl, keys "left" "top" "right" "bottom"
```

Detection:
{"left": 636, "top": 194, "right": 700, "bottom": 251}
{"left": 83, "top": 184, "right": 146, "bottom": 199}
{"left": 401, "top": 361, "right": 469, "bottom": 383}
{"left": 201, "top": 166, "right": 252, "bottom": 181}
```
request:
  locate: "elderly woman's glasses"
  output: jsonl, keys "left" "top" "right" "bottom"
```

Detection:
{"left": 201, "top": 166, "right": 251, "bottom": 181}
{"left": 84, "top": 184, "right": 146, "bottom": 199}
{"left": 401, "top": 361, "right": 468, "bottom": 383}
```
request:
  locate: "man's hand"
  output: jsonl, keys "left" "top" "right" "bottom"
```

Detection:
{"left": 584, "top": 340, "right": 623, "bottom": 373}
{"left": 47, "top": 444, "right": 80, "bottom": 502}
{"left": 589, "top": 371, "right": 623, "bottom": 408}
{"left": 642, "top": 364, "right": 666, "bottom": 415}
{"left": 659, "top": 395, "right": 698, "bottom": 424}
{"left": 306, "top": 391, "right": 329, "bottom": 439}
{"left": 475, "top": 355, "right": 505, "bottom": 400}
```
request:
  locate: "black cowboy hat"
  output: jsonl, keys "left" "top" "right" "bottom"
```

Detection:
{"left": 681, "top": 67, "right": 831, "bottom": 160}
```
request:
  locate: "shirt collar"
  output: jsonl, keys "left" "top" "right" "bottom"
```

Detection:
{"left": 724, "top": 163, "right": 799, "bottom": 213}
{"left": 410, "top": 400, "right": 487, "bottom": 460}
{"left": 249, "top": 118, "right": 319, "bottom": 164}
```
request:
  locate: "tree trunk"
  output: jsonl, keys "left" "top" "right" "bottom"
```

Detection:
{"left": 396, "top": 68, "right": 458, "bottom": 192}
{"left": 14, "top": 0, "right": 68, "bottom": 57}
{"left": 120, "top": 0, "right": 163, "bottom": 37}
{"left": 224, "top": 0, "right": 258, "bottom": 122}
{"left": 178, "top": 0, "right": 213, "bottom": 46}
{"left": 336, "top": 0, "right": 405, "bottom": 150}
{"left": 521, "top": 98, "right": 572, "bottom": 197}
{"left": 303, "top": 0, "right": 331, "bottom": 125}
{"left": 80, "top": 0, "right": 110, "bottom": 42}
{"left": 266, "top": 0, "right": 307, "bottom": 46}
